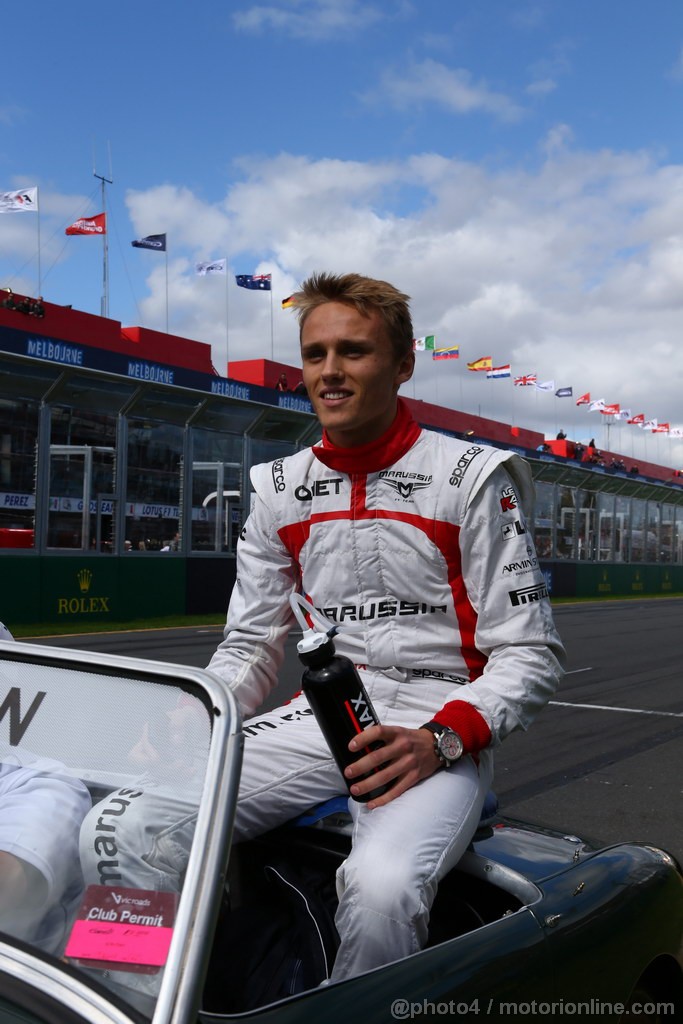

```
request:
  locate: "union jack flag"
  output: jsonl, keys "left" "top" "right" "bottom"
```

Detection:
{"left": 514, "top": 374, "right": 537, "bottom": 387}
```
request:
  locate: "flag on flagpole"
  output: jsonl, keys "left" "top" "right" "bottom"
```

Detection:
{"left": 643, "top": 419, "right": 658, "bottom": 431}
{"left": 486, "top": 364, "right": 511, "bottom": 379}
{"left": 628, "top": 413, "right": 645, "bottom": 426}
{"left": 669, "top": 427, "right": 683, "bottom": 438}
{"left": 600, "top": 403, "right": 620, "bottom": 415}
{"left": 588, "top": 398, "right": 605, "bottom": 411}
{"left": 132, "top": 233, "right": 166, "bottom": 251}
{"left": 652, "top": 423, "right": 669, "bottom": 433}
{"left": 65, "top": 213, "right": 106, "bottom": 235}
{"left": 0, "top": 187, "right": 38, "bottom": 213}
{"left": 576, "top": 392, "right": 590, "bottom": 406}
{"left": 236, "top": 273, "right": 271, "bottom": 291}
{"left": 414, "top": 335, "right": 436, "bottom": 351}
{"left": 614, "top": 409, "right": 631, "bottom": 420}
{"left": 282, "top": 295, "right": 295, "bottom": 309}
{"left": 196, "top": 258, "right": 227, "bottom": 276}
{"left": 535, "top": 380, "right": 555, "bottom": 392}
{"left": 467, "top": 356, "right": 492, "bottom": 371}
{"left": 433, "top": 346, "right": 459, "bottom": 360}
{"left": 555, "top": 387, "right": 573, "bottom": 398}
{"left": 514, "top": 374, "right": 537, "bottom": 386}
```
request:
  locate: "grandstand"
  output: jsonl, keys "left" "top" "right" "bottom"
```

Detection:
{"left": 1, "top": 292, "right": 681, "bottom": 625}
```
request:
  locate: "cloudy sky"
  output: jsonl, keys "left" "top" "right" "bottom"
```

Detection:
{"left": 2, "top": 0, "right": 683, "bottom": 466}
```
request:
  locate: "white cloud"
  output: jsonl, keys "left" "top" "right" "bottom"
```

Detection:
{"left": 526, "top": 77, "right": 557, "bottom": 97}
{"left": 668, "top": 44, "right": 683, "bottom": 80}
{"left": 374, "top": 58, "right": 525, "bottom": 122}
{"left": 101, "top": 141, "right": 683, "bottom": 465}
{"left": 232, "top": 0, "right": 384, "bottom": 40}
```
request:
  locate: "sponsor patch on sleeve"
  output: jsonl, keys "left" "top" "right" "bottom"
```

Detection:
{"left": 500, "top": 485, "right": 518, "bottom": 512}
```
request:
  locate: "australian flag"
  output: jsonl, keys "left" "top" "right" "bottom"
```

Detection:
{"left": 236, "top": 273, "right": 271, "bottom": 291}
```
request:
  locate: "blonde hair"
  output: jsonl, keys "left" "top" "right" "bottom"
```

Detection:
{"left": 291, "top": 272, "right": 414, "bottom": 360}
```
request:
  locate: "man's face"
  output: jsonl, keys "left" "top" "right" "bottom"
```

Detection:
{"left": 301, "top": 301, "right": 414, "bottom": 448}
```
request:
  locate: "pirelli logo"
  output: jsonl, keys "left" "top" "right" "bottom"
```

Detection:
{"left": 508, "top": 582, "right": 548, "bottom": 607}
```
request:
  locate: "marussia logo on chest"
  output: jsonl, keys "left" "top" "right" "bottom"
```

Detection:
{"left": 379, "top": 470, "right": 432, "bottom": 500}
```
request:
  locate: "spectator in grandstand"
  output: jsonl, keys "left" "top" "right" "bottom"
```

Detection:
{"left": 276, "top": 373, "right": 289, "bottom": 392}
{"left": 556, "top": 429, "right": 566, "bottom": 440}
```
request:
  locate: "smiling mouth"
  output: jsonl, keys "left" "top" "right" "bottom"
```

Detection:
{"left": 320, "top": 390, "right": 351, "bottom": 401}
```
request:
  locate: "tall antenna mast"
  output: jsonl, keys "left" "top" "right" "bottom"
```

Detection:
{"left": 93, "top": 142, "right": 113, "bottom": 317}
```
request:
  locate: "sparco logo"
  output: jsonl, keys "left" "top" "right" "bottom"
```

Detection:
{"left": 449, "top": 446, "right": 484, "bottom": 487}
{"left": 272, "top": 459, "right": 285, "bottom": 492}
{"left": 295, "top": 477, "right": 343, "bottom": 501}
{"left": 508, "top": 582, "right": 549, "bottom": 607}
{"left": 316, "top": 599, "right": 447, "bottom": 623}
{"left": 379, "top": 470, "right": 432, "bottom": 500}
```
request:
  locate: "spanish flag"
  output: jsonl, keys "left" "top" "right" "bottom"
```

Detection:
{"left": 467, "top": 356, "right": 492, "bottom": 372}
{"left": 281, "top": 295, "right": 295, "bottom": 309}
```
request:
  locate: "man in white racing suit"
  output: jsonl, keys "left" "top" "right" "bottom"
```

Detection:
{"left": 208, "top": 272, "right": 565, "bottom": 982}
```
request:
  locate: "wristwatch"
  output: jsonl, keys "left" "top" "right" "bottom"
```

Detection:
{"left": 420, "top": 722, "right": 464, "bottom": 768}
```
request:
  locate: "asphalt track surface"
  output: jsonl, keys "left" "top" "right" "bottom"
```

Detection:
{"left": 29, "top": 598, "right": 683, "bottom": 864}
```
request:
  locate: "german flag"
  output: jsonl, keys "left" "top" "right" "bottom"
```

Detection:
{"left": 281, "top": 295, "right": 295, "bottom": 309}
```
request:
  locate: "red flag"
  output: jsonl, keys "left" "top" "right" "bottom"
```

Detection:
{"left": 576, "top": 392, "right": 590, "bottom": 406}
{"left": 628, "top": 413, "right": 645, "bottom": 425}
{"left": 600, "top": 403, "right": 620, "bottom": 415}
{"left": 65, "top": 213, "right": 106, "bottom": 235}
{"left": 653, "top": 423, "right": 669, "bottom": 433}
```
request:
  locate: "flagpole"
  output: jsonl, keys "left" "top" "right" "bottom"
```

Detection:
{"left": 165, "top": 246, "right": 169, "bottom": 333}
{"left": 270, "top": 285, "right": 274, "bottom": 360}
{"left": 225, "top": 270, "right": 230, "bottom": 376}
{"left": 36, "top": 187, "right": 41, "bottom": 296}
{"left": 94, "top": 169, "right": 112, "bottom": 317}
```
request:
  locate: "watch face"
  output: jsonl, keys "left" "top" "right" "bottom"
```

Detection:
{"left": 438, "top": 730, "right": 463, "bottom": 763}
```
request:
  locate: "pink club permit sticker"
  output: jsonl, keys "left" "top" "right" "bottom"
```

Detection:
{"left": 65, "top": 885, "right": 178, "bottom": 973}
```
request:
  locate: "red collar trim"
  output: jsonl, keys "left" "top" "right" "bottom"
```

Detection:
{"left": 312, "top": 399, "right": 421, "bottom": 474}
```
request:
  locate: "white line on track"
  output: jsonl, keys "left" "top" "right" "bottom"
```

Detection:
{"left": 564, "top": 667, "right": 594, "bottom": 675}
{"left": 550, "top": 700, "right": 683, "bottom": 718}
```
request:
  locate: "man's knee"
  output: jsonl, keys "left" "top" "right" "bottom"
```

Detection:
{"left": 337, "top": 846, "right": 427, "bottom": 923}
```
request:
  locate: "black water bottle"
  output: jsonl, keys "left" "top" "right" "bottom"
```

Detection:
{"left": 297, "top": 630, "right": 390, "bottom": 803}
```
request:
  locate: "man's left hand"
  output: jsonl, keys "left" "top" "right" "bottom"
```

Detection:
{"left": 344, "top": 724, "right": 440, "bottom": 809}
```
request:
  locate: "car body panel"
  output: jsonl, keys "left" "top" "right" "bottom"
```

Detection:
{"left": 1, "top": 640, "right": 681, "bottom": 1022}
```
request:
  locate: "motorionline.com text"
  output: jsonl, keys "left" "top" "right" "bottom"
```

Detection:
{"left": 390, "top": 997, "right": 676, "bottom": 1018}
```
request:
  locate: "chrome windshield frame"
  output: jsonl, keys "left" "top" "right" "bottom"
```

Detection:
{"left": 0, "top": 640, "right": 243, "bottom": 1024}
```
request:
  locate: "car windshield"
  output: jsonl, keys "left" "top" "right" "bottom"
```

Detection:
{"left": 0, "top": 643, "right": 232, "bottom": 1021}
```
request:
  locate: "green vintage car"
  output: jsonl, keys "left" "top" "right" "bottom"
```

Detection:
{"left": 0, "top": 639, "right": 681, "bottom": 1024}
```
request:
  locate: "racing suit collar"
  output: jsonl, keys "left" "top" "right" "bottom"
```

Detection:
{"left": 313, "top": 398, "right": 422, "bottom": 474}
